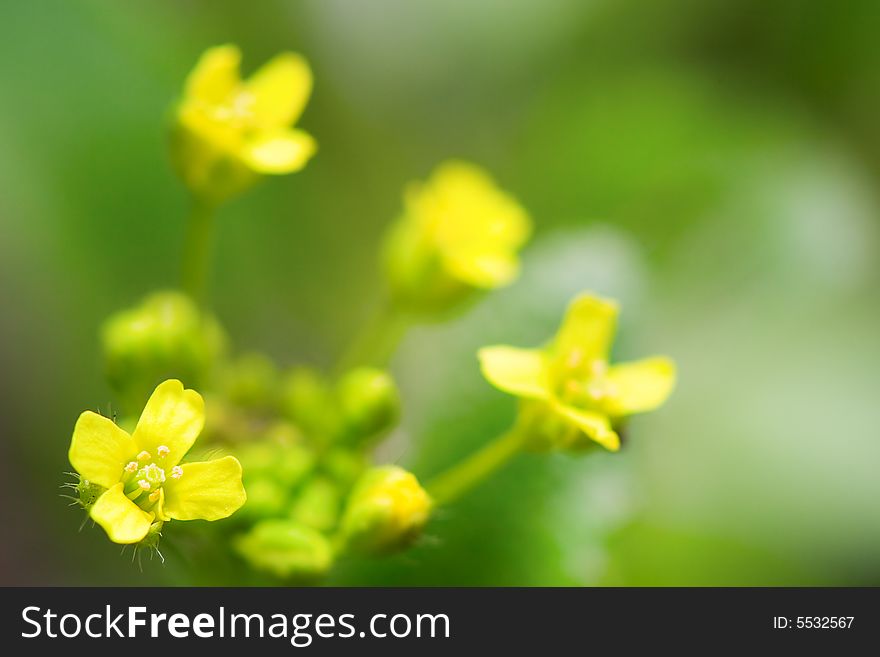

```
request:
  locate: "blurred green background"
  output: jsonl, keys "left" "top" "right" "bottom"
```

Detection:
{"left": 1, "top": 0, "right": 878, "bottom": 585}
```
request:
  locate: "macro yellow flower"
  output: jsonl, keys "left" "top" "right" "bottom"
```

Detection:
{"left": 384, "top": 161, "right": 531, "bottom": 311}
{"left": 68, "top": 379, "right": 246, "bottom": 544}
{"left": 171, "top": 44, "right": 317, "bottom": 203}
{"left": 478, "top": 293, "right": 675, "bottom": 452}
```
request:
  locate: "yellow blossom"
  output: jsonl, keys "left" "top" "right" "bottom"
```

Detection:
{"left": 478, "top": 293, "right": 676, "bottom": 452}
{"left": 383, "top": 161, "right": 531, "bottom": 311}
{"left": 170, "top": 44, "right": 316, "bottom": 203}
{"left": 68, "top": 379, "right": 246, "bottom": 544}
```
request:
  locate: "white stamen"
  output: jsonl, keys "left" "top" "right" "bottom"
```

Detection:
{"left": 157, "top": 445, "right": 170, "bottom": 458}
{"left": 137, "top": 479, "right": 151, "bottom": 490}
{"left": 137, "top": 451, "right": 151, "bottom": 462}
{"left": 124, "top": 462, "right": 138, "bottom": 473}
{"left": 170, "top": 466, "right": 183, "bottom": 480}
{"left": 587, "top": 384, "right": 605, "bottom": 401}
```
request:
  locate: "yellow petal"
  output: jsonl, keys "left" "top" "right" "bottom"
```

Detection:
{"left": 90, "top": 483, "right": 154, "bottom": 544}
{"left": 553, "top": 293, "right": 619, "bottom": 367}
{"left": 246, "top": 52, "right": 312, "bottom": 129}
{"left": 184, "top": 44, "right": 241, "bottom": 105}
{"left": 132, "top": 379, "right": 204, "bottom": 468}
{"left": 552, "top": 402, "right": 620, "bottom": 451}
{"left": 242, "top": 129, "right": 316, "bottom": 174}
{"left": 604, "top": 356, "right": 676, "bottom": 416}
{"left": 444, "top": 249, "right": 519, "bottom": 288}
{"left": 478, "top": 346, "right": 551, "bottom": 400}
{"left": 162, "top": 456, "right": 246, "bottom": 521}
{"left": 422, "top": 161, "right": 531, "bottom": 252}
{"left": 68, "top": 411, "right": 136, "bottom": 488}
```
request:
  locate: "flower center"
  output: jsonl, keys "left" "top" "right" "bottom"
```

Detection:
{"left": 556, "top": 358, "right": 617, "bottom": 410}
{"left": 121, "top": 445, "right": 182, "bottom": 511}
{"left": 137, "top": 463, "right": 166, "bottom": 488}
{"left": 210, "top": 90, "right": 256, "bottom": 129}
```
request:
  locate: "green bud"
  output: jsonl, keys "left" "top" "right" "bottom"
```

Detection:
{"left": 276, "top": 443, "right": 318, "bottom": 488}
{"left": 139, "top": 521, "right": 164, "bottom": 551}
{"left": 336, "top": 368, "right": 400, "bottom": 443}
{"left": 233, "top": 519, "right": 333, "bottom": 581}
{"left": 102, "top": 291, "right": 227, "bottom": 411}
{"left": 236, "top": 477, "right": 288, "bottom": 522}
{"left": 220, "top": 352, "right": 280, "bottom": 410}
{"left": 73, "top": 476, "right": 105, "bottom": 511}
{"left": 236, "top": 434, "right": 316, "bottom": 489}
{"left": 323, "top": 447, "right": 368, "bottom": 487}
{"left": 281, "top": 368, "right": 341, "bottom": 439}
{"left": 339, "top": 466, "right": 432, "bottom": 555}
{"left": 289, "top": 476, "right": 342, "bottom": 533}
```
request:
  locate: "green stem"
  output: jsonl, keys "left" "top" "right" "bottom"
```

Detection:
{"left": 181, "top": 198, "right": 216, "bottom": 306}
{"left": 335, "top": 301, "right": 410, "bottom": 374}
{"left": 426, "top": 428, "right": 527, "bottom": 506}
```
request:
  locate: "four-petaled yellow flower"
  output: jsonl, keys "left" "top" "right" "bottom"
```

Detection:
{"left": 171, "top": 44, "right": 317, "bottom": 203}
{"left": 384, "top": 161, "right": 531, "bottom": 311}
{"left": 479, "top": 293, "right": 676, "bottom": 452}
{"left": 68, "top": 379, "right": 246, "bottom": 544}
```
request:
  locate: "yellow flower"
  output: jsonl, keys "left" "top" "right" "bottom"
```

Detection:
{"left": 478, "top": 293, "right": 676, "bottom": 452}
{"left": 68, "top": 379, "right": 246, "bottom": 544}
{"left": 383, "top": 161, "right": 531, "bottom": 312}
{"left": 171, "top": 44, "right": 317, "bottom": 203}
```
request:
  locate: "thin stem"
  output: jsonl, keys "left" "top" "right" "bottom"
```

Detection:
{"left": 335, "top": 301, "right": 410, "bottom": 374}
{"left": 181, "top": 197, "right": 216, "bottom": 306}
{"left": 426, "top": 428, "right": 527, "bottom": 506}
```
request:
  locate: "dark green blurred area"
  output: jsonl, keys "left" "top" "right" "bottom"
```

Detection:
{"left": 1, "top": 0, "right": 878, "bottom": 585}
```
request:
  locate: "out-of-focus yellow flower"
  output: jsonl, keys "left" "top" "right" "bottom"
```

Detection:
{"left": 68, "top": 379, "right": 246, "bottom": 544}
{"left": 339, "top": 465, "right": 432, "bottom": 555}
{"left": 479, "top": 293, "right": 676, "bottom": 452}
{"left": 170, "top": 44, "right": 317, "bottom": 203}
{"left": 384, "top": 161, "right": 531, "bottom": 312}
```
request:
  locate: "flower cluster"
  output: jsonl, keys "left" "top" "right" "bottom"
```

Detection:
{"left": 65, "top": 45, "right": 675, "bottom": 583}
